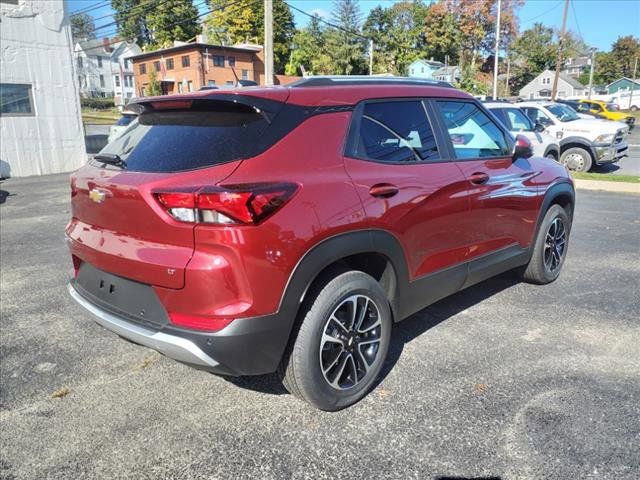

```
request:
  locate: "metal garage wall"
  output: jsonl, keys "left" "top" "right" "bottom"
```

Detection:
{"left": 0, "top": 0, "right": 86, "bottom": 178}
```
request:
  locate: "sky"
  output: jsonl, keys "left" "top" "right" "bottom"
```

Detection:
{"left": 67, "top": 0, "right": 640, "bottom": 52}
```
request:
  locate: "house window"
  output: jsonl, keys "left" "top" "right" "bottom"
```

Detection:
{"left": 178, "top": 82, "right": 184, "bottom": 93}
{"left": 242, "top": 69, "right": 248, "bottom": 80}
{"left": 123, "top": 58, "right": 130, "bottom": 69}
{"left": 99, "top": 75, "right": 105, "bottom": 88}
{"left": 421, "top": 67, "right": 424, "bottom": 73}
{"left": 0, "top": 83, "right": 35, "bottom": 116}
{"left": 226, "top": 80, "right": 234, "bottom": 85}
{"left": 182, "top": 55, "right": 190, "bottom": 67}
{"left": 153, "top": 61, "right": 161, "bottom": 72}
{"left": 208, "top": 80, "right": 216, "bottom": 86}
{"left": 77, "top": 57, "right": 83, "bottom": 69}
{"left": 411, "top": 68, "right": 414, "bottom": 75}
{"left": 228, "top": 56, "right": 236, "bottom": 67}
{"left": 187, "top": 81, "right": 193, "bottom": 92}
{"left": 141, "top": 87, "right": 146, "bottom": 96}
{"left": 114, "top": 75, "right": 120, "bottom": 87}
{"left": 139, "top": 63, "right": 146, "bottom": 74}
{"left": 126, "top": 75, "right": 133, "bottom": 87}
{"left": 166, "top": 58, "right": 174, "bottom": 70}
{"left": 97, "top": 56, "right": 103, "bottom": 68}
{"left": 213, "top": 55, "right": 224, "bottom": 67}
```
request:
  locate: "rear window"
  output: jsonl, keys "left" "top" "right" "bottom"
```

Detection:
{"left": 115, "top": 114, "right": 136, "bottom": 126}
{"left": 96, "top": 99, "right": 295, "bottom": 173}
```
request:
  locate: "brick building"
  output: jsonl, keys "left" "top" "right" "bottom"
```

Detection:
{"left": 128, "top": 42, "right": 297, "bottom": 95}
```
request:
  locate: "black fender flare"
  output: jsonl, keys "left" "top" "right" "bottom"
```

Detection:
{"left": 531, "top": 180, "right": 575, "bottom": 249}
{"left": 559, "top": 136, "right": 596, "bottom": 159}
{"left": 277, "top": 230, "right": 410, "bottom": 324}
{"left": 543, "top": 145, "right": 560, "bottom": 159}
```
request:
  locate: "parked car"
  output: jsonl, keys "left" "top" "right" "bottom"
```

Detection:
{"left": 519, "top": 101, "right": 629, "bottom": 172}
{"left": 576, "top": 99, "right": 635, "bottom": 130}
{"left": 107, "top": 111, "right": 137, "bottom": 143}
{"left": 555, "top": 99, "right": 601, "bottom": 119}
{"left": 67, "top": 77, "right": 575, "bottom": 410}
{"left": 485, "top": 101, "right": 560, "bottom": 160}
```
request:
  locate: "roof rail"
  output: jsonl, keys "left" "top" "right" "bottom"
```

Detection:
{"left": 288, "top": 75, "right": 454, "bottom": 89}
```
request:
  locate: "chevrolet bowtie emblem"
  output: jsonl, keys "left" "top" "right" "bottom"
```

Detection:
{"left": 89, "top": 189, "right": 106, "bottom": 203}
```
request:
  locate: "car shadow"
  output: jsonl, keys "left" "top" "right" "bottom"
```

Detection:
{"left": 223, "top": 271, "right": 521, "bottom": 397}
{"left": 592, "top": 163, "right": 621, "bottom": 173}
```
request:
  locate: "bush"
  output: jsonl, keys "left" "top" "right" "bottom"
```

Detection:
{"left": 80, "top": 96, "right": 115, "bottom": 109}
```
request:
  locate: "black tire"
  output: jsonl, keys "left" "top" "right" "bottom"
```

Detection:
{"left": 630, "top": 105, "right": 638, "bottom": 112}
{"left": 560, "top": 147, "right": 593, "bottom": 172}
{"left": 545, "top": 150, "right": 558, "bottom": 161}
{"left": 280, "top": 271, "right": 392, "bottom": 411}
{"left": 520, "top": 204, "right": 571, "bottom": 284}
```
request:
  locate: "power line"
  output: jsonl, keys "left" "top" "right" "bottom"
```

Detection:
{"left": 91, "top": 0, "right": 163, "bottom": 23}
{"left": 570, "top": 0, "right": 585, "bottom": 46}
{"left": 70, "top": 0, "right": 112, "bottom": 16}
{"left": 520, "top": 1, "right": 562, "bottom": 24}
{"left": 80, "top": 0, "right": 256, "bottom": 53}
{"left": 284, "top": 1, "right": 369, "bottom": 40}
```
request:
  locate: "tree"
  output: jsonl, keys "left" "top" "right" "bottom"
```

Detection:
{"left": 204, "top": 0, "right": 295, "bottom": 73}
{"left": 146, "top": 69, "right": 162, "bottom": 96}
{"left": 422, "top": 1, "right": 460, "bottom": 65}
{"left": 326, "top": 0, "right": 367, "bottom": 75}
{"left": 510, "top": 23, "right": 557, "bottom": 90}
{"left": 285, "top": 15, "right": 332, "bottom": 75}
{"left": 610, "top": 35, "right": 640, "bottom": 77}
{"left": 363, "top": 1, "right": 430, "bottom": 75}
{"left": 112, "top": 0, "right": 200, "bottom": 48}
{"left": 146, "top": 0, "right": 201, "bottom": 48}
{"left": 70, "top": 13, "right": 96, "bottom": 42}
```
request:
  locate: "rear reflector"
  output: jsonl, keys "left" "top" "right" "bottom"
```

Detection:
{"left": 169, "top": 312, "right": 234, "bottom": 332}
{"left": 154, "top": 183, "right": 297, "bottom": 225}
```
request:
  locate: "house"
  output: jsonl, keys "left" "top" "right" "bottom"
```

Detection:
{"left": 74, "top": 37, "right": 142, "bottom": 104}
{"left": 606, "top": 77, "right": 640, "bottom": 94}
{"left": 562, "top": 56, "right": 591, "bottom": 78}
{"left": 129, "top": 40, "right": 299, "bottom": 96}
{"left": 1, "top": 0, "right": 86, "bottom": 178}
{"left": 432, "top": 66, "right": 461, "bottom": 83}
{"left": 518, "top": 70, "right": 586, "bottom": 99}
{"left": 407, "top": 59, "right": 444, "bottom": 79}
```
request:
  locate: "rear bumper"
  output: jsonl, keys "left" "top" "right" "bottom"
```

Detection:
{"left": 68, "top": 281, "right": 292, "bottom": 376}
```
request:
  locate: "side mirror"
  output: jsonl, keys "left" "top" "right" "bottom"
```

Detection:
{"left": 513, "top": 134, "right": 533, "bottom": 160}
{"left": 534, "top": 122, "right": 546, "bottom": 132}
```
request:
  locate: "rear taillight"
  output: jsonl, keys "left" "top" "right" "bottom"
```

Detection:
{"left": 154, "top": 183, "right": 298, "bottom": 225}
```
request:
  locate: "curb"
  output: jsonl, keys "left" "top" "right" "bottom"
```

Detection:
{"left": 573, "top": 178, "right": 640, "bottom": 195}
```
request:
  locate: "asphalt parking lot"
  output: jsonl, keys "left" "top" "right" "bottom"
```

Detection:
{"left": 600, "top": 124, "right": 640, "bottom": 176}
{"left": 1, "top": 173, "right": 639, "bottom": 479}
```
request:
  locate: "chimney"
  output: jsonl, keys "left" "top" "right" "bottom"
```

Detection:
{"left": 102, "top": 37, "right": 113, "bottom": 53}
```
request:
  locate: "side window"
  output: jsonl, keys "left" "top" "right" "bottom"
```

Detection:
{"left": 436, "top": 101, "right": 509, "bottom": 159}
{"left": 523, "top": 107, "right": 552, "bottom": 125}
{"left": 489, "top": 108, "right": 511, "bottom": 130}
{"left": 590, "top": 103, "right": 602, "bottom": 112}
{"left": 506, "top": 108, "right": 533, "bottom": 131}
{"left": 353, "top": 101, "right": 439, "bottom": 163}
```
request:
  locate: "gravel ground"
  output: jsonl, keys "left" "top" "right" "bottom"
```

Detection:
{"left": 1, "top": 173, "right": 639, "bottom": 480}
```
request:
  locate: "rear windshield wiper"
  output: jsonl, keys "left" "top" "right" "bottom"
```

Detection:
{"left": 95, "top": 153, "right": 127, "bottom": 168}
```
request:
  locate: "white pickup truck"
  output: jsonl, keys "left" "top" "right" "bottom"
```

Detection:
{"left": 518, "top": 101, "right": 629, "bottom": 172}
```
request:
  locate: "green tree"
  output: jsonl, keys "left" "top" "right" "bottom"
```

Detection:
{"left": 204, "top": 0, "right": 295, "bottom": 73}
{"left": 146, "top": 0, "right": 201, "bottom": 48}
{"left": 326, "top": 0, "right": 367, "bottom": 75}
{"left": 70, "top": 13, "right": 96, "bottom": 42}
{"left": 285, "top": 15, "right": 332, "bottom": 75}
{"left": 146, "top": 69, "right": 162, "bottom": 96}
{"left": 112, "top": 0, "right": 200, "bottom": 48}
{"left": 610, "top": 35, "right": 640, "bottom": 77}
{"left": 363, "top": 1, "right": 430, "bottom": 75}
{"left": 112, "top": 0, "right": 152, "bottom": 45}
{"left": 455, "top": 62, "right": 489, "bottom": 95}
{"left": 510, "top": 23, "right": 557, "bottom": 90}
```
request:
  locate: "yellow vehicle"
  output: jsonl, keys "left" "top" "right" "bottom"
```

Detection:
{"left": 576, "top": 99, "right": 635, "bottom": 130}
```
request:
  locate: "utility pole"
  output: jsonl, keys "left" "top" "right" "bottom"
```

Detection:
{"left": 505, "top": 56, "right": 511, "bottom": 98}
{"left": 264, "top": 0, "right": 274, "bottom": 86}
{"left": 492, "top": 0, "right": 501, "bottom": 100}
{"left": 551, "top": 0, "right": 570, "bottom": 100}
{"left": 369, "top": 39, "right": 374, "bottom": 76}
{"left": 629, "top": 57, "right": 638, "bottom": 110}
{"left": 587, "top": 47, "right": 596, "bottom": 99}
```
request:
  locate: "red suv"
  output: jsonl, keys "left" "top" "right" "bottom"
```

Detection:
{"left": 67, "top": 77, "right": 574, "bottom": 410}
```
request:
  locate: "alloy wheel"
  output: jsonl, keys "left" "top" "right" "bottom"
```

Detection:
{"left": 563, "top": 152, "right": 585, "bottom": 171}
{"left": 543, "top": 217, "right": 567, "bottom": 273}
{"left": 319, "top": 294, "right": 382, "bottom": 390}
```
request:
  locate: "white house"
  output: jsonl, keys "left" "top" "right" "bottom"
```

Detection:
{"left": 74, "top": 38, "right": 141, "bottom": 106}
{"left": 407, "top": 59, "right": 444, "bottom": 79}
{"left": 432, "top": 66, "right": 461, "bottom": 83}
{"left": 519, "top": 70, "right": 587, "bottom": 100}
{"left": 1, "top": 0, "right": 86, "bottom": 178}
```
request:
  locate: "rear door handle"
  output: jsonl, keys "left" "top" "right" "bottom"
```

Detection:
{"left": 469, "top": 172, "right": 489, "bottom": 185}
{"left": 369, "top": 183, "right": 399, "bottom": 198}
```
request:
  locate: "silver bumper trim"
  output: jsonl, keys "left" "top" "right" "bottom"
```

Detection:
{"left": 68, "top": 283, "right": 219, "bottom": 369}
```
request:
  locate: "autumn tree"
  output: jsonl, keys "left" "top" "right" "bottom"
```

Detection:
{"left": 204, "top": 0, "right": 295, "bottom": 73}
{"left": 70, "top": 13, "right": 96, "bottom": 42}
{"left": 422, "top": 1, "right": 460, "bottom": 65}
